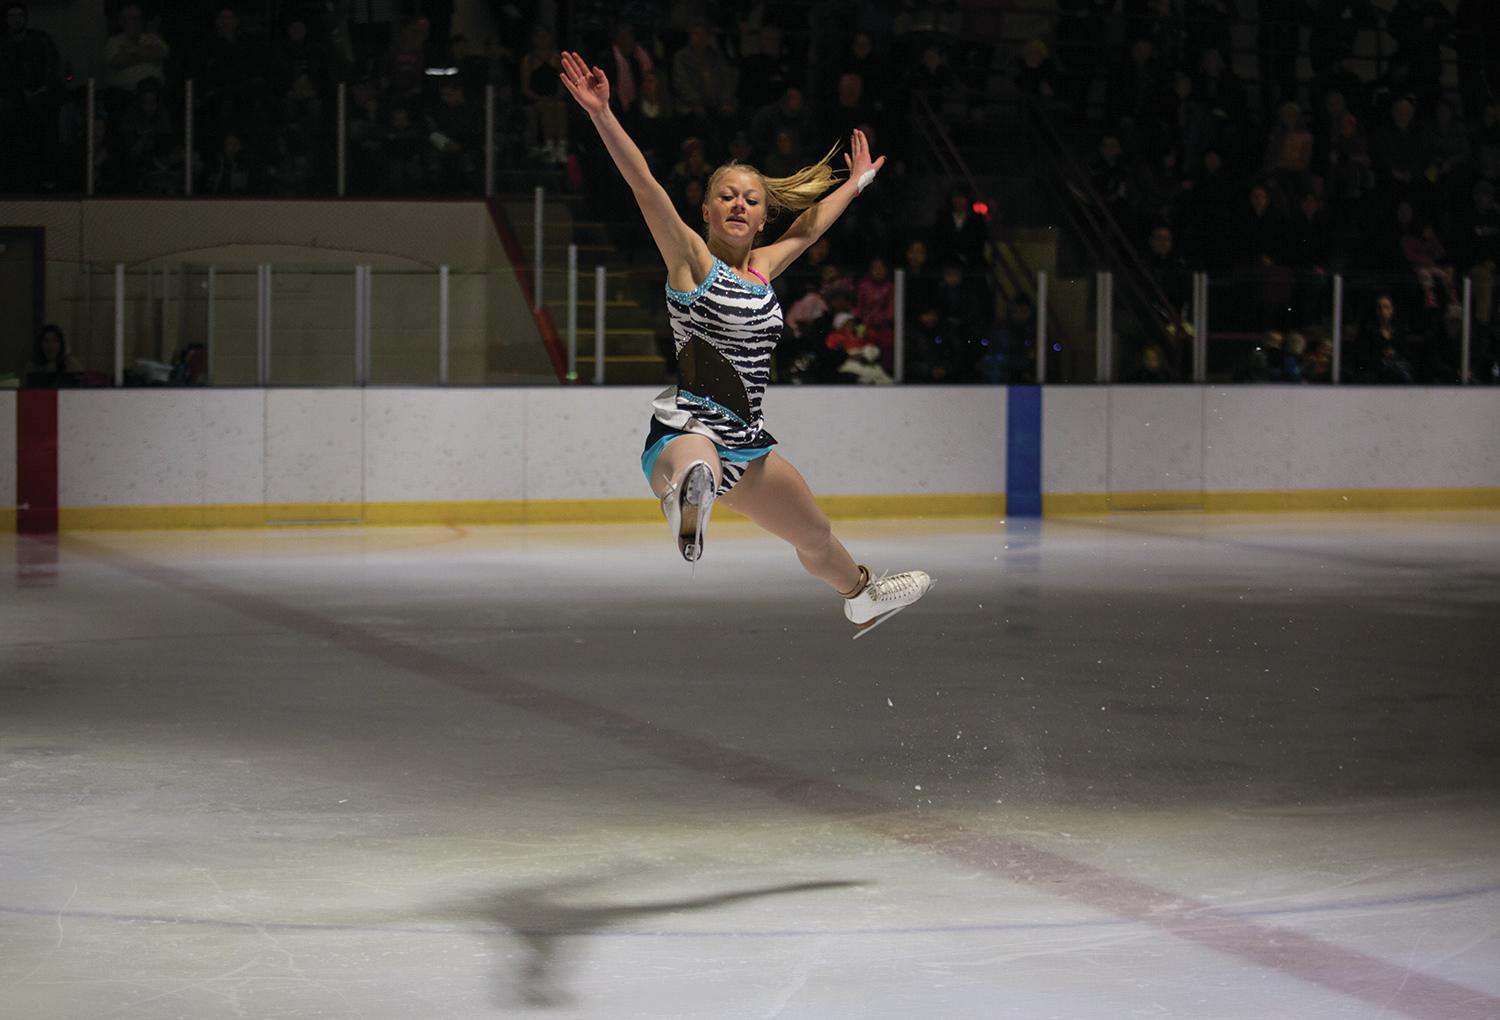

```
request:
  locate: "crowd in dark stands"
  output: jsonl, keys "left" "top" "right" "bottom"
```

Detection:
{"left": 5, "top": 0, "right": 1499, "bottom": 386}
{"left": 1033, "top": 0, "right": 1500, "bottom": 384}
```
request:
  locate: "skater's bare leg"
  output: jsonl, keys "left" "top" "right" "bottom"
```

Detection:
{"left": 649, "top": 434, "right": 722, "bottom": 498}
{"left": 720, "top": 453, "right": 863, "bottom": 595}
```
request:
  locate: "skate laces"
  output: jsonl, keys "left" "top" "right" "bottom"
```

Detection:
{"left": 868, "top": 571, "right": 918, "bottom": 602}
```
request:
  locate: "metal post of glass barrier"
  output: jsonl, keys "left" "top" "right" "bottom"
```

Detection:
{"left": 114, "top": 263, "right": 125, "bottom": 386}
{"left": 484, "top": 84, "right": 495, "bottom": 198}
{"left": 257, "top": 264, "right": 272, "bottom": 385}
{"left": 892, "top": 267, "right": 905, "bottom": 383}
{"left": 566, "top": 243, "right": 578, "bottom": 381}
{"left": 1331, "top": 273, "right": 1344, "bottom": 385}
{"left": 594, "top": 265, "right": 606, "bottom": 385}
{"left": 1461, "top": 274, "right": 1473, "bottom": 384}
{"left": 86, "top": 79, "right": 96, "bottom": 196}
{"left": 533, "top": 186, "right": 544, "bottom": 309}
{"left": 1192, "top": 272, "right": 1208, "bottom": 383}
{"left": 336, "top": 81, "right": 347, "bottom": 197}
{"left": 183, "top": 80, "right": 193, "bottom": 196}
{"left": 206, "top": 266, "right": 216, "bottom": 384}
{"left": 1036, "top": 270, "right": 1048, "bottom": 384}
{"left": 1095, "top": 271, "right": 1112, "bottom": 382}
{"left": 438, "top": 264, "right": 450, "bottom": 385}
{"left": 353, "top": 265, "right": 365, "bottom": 385}
{"left": 363, "top": 265, "right": 373, "bottom": 385}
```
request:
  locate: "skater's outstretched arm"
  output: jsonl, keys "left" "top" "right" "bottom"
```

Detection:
{"left": 752, "top": 129, "right": 887, "bottom": 281}
{"left": 558, "top": 50, "right": 711, "bottom": 290}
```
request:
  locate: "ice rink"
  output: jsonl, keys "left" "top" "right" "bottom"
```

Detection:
{"left": 3, "top": 512, "right": 1498, "bottom": 1019}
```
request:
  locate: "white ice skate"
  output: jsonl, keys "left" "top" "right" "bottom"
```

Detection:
{"left": 845, "top": 568, "right": 933, "bottom": 639}
{"left": 660, "top": 460, "right": 716, "bottom": 562}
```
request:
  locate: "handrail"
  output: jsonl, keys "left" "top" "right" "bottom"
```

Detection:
{"left": 910, "top": 93, "right": 1072, "bottom": 361}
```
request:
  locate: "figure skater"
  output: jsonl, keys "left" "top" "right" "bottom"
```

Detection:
{"left": 558, "top": 50, "right": 930, "bottom": 637}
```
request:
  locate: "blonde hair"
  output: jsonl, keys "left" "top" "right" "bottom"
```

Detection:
{"left": 706, "top": 142, "right": 846, "bottom": 217}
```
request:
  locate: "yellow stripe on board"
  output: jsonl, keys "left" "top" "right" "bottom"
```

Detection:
{"left": 46, "top": 493, "right": 1007, "bottom": 530}
{"left": 0, "top": 509, "right": 15, "bottom": 532}
{"left": 1044, "top": 487, "right": 1500, "bottom": 515}
{"left": 25, "top": 488, "right": 1499, "bottom": 532}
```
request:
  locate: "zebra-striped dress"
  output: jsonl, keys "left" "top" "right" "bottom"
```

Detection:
{"left": 643, "top": 256, "right": 782, "bottom": 495}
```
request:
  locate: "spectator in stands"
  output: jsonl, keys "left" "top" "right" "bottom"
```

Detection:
{"left": 388, "top": 16, "right": 430, "bottom": 102}
{"left": 1239, "top": 183, "right": 1285, "bottom": 268}
{"left": 197, "top": 7, "right": 265, "bottom": 137}
{"left": 23, "top": 324, "right": 82, "bottom": 387}
{"left": 614, "top": 64, "right": 672, "bottom": 172}
{"left": 931, "top": 183, "right": 989, "bottom": 272}
{"left": 1175, "top": 147, "right": 1235, "bottom": 268}
{"left": 932, "top": 262, "right": 986, "bottom": 381}
{"left": 426, "top": 80, "right": 479, "bottom": 192}
{"left": 675, "top": 175, "right": 704, "bottom": 225}
{"left": 383, "top": 104, "right": 425, "bottom": 192}
{"left": 1107, "top": 38, "right": 1165, "bottom": 146}
{"left": 739, "top": 23, "right": 794, "bottom": 114}
{"left": 1325, "top": 110, "right": 1375, "bottom": 229}
{"left": 988, "top": 292, "right": 1038, "bottom": 384}
{"left": 672, "top": 17, "right": 736, "bottom": 147}
{"left": 1374, "top": 96, "right": 1424, "bottom": 208}
{"left": 1012, "top": 38, "right": 1059, "bottom": 104}
{"left": 1387, "top": 0, "right": 1451, "bottom": 108}
{"left": 1461, "top": 181, "right": 1499, "bottom": 354}
{"left": 666, "top": 136, "right": 712, "bottom": 196}
{"left": 1358, "top": 293, "right": 1415, "bottom": 383}
{"left": 1126, "top": 343, "right": 1173, "bottom": 383}
{"left": 1303, "top": 333, "right": 1334, "bottom": 383}
{"left": 273, "top": 17, "right": 330, "bottom": 98}
{"left": 1195, "top": 47, "right": 1246, "bottom": 125}
{"left": 1400, "top": 215, "right": 1458, "bottom": 311}
{"left": 1287, "top": 191, "right": 1332, "bottom": 322}
{"left": 1084, "top": 133, "right": 1139, "bottom": 240}
{"left": 348, "top": 0, "right": 400, "bottom": 79}
{"left": 750, "top": 86, "right": 814, "bottom": 164}
{"left": 116, "top": 77, "right": 179, "bottom": 194}
{"left": 520, "top": 26, "right": 567, "bottom": 164}
{"left": 104, "top": 4, "right": 169, "bottom": 110}
{"left": 855, "top": 256, "right": 895, "bottom": 372}
{"left": 761, "top": 127, "right": 801, "bottom": 178}
{"left": 901, "top": 238, "right": 937, "bottom": 315}
{"left": 906, "top": 43, "right": 957, "bottom": 114}
{"left": 347, "top": 83, "right": 385, "bottom": 192}
{"left": 1264, "top": 101, "right": 1313, "bottom": 200}
{"left": 607, "top": 22, "right": 653, "bottom": 120}
{"left": 823, "top": 73, "right": 876, "bottom": 150}
{"left": 1420, "top": 100, "right": 1470, "bottom": 232}
{"left": 1281, "top": 330, "right": 1307, "bottom": 382}
{"left": 1310, "top": 0, "right": 1376, "bottom": 79}
{"left": 202, "top": 130, "right": 254, "bottom": 194}
{"left": 1, "top": 0, "right": 61, "bottom": 192}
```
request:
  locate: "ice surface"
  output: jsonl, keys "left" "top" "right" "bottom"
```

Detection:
{"left": 2, "top": 513, "right": 1498, "bottom": 1019}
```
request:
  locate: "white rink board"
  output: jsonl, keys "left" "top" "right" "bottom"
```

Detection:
{"left": 36, "top": 386, "right": 1500, "bottom": 514}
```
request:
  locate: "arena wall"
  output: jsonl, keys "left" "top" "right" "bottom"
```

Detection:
{"left": 0, "top": 199, "right": 554, "bottom": 384}
{"left": 5, "top": 386, "right": 1498, "bottom": 531}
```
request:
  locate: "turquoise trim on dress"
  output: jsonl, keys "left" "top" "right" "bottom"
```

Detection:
{"left": 665, "top": 258, "right": 723, "bottom": 305}
{"left": 640, "top": 430, "right": 774, "bottom": 484}
{"left": 664, "top": 256, "right": 772, "bottom": 304}
{"left": 677, "top": 388, "right": 751, "bottom": 428}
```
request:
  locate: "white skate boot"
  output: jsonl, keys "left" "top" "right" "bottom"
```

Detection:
{"left": 844, "top": 566, "right": 932, "bottom": 638}
{"left": 660, "top": 460, "right": 716, "bottom": 562}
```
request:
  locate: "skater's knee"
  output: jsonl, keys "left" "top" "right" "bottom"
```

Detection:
{"left": 794, "top": 517, "right": 834, "bottom": 558}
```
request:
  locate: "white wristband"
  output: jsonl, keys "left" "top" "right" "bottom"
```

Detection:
{"left": 856, "top": 168, "right": 878, "bottom": 194}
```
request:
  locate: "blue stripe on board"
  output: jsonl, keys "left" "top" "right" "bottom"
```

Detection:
{"left": 1006, "top": 385, "right": 1042, "bottom": 517}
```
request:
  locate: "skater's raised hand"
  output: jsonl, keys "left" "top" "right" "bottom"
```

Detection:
{"left": 559, "top": 50, "right": 610, "bottom": 117}
{"left": 843, "top": 128, "right": 886, "bottom": 182}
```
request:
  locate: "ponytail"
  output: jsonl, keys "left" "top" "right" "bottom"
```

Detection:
{"left": 707, "top": 141, "right": 846, "bottom": 217}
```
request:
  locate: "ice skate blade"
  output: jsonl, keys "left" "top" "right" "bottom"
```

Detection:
{"left": 850, "top": 579, "right": 934, "bottom": 640}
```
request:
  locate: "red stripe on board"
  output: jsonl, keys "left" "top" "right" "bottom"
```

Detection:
{"left": 16, "top": 390, "right": 58, "bottom": 534}
{"left": 485, "top": 197, "right": 569, "bottom": 382}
